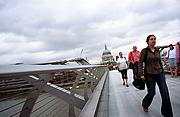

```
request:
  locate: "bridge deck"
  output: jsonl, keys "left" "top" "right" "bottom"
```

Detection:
{"left": 108, "top": 70, "right": 180, "bottom": 117}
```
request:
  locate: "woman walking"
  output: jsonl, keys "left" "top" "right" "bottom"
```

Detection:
{"left": 117, "top": 52, "right": 129, "bottom": 87}
{"left": 138, "top": 34, "right": 173, "bottom": 117}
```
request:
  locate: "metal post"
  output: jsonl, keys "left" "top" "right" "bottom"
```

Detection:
{"left": 20, "top": 74, "right": 52, "bottom": 117}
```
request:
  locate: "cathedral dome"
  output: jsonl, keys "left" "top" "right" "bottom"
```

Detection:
{"left": 102, "top": 44, "right": 111, "bottom": 55}
{"left": 101, "top": 44, "right": 114, "bottom": 65}
{"left": 102, "top": 50, "right": 111, "bottom": 55}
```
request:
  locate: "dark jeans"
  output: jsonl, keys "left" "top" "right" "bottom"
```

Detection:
{"left": 132, "top": 62, "right": 138, "bottom": 79}
{"left": 119, "top": 69, "right": 128, "bottom": 79}
{"left": 142, "top": 73, "right": 173, "bottom": 117}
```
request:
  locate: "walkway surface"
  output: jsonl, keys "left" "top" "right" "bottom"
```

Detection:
{"left": 108, "top": 70, "right": 180, "bottom": 117}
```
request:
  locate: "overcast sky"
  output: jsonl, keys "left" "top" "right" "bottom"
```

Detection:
{"left": 0, "top": 0, "right": 180, "bottom": 64}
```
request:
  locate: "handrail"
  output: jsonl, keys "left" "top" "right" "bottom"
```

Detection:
{"left": 0, "top": 65, "right": 104, "bottom": 77}
{"left": 0, "top": 64, "right": 108, "bottom": 117}
{"left": 79, "top": 71, "right": 109, "bottom": 117}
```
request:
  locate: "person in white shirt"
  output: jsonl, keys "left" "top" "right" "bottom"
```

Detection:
{"left": 117, "top": 52, "right": 129, "bottom": 87}
{"left": 168, "top": 45, "right": 178, "bottom": 77}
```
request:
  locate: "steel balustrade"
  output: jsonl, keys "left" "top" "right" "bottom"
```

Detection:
{"left": 0, "top": 64, "right": 109, "bottom": 117}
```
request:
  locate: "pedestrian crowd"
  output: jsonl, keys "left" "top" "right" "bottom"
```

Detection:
{"left": 115, "top": 34, "right": 179, "bottom": 117}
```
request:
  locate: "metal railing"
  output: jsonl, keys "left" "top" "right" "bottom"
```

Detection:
{"left": 0, "top": 64, "right": 109, "bottom": 117}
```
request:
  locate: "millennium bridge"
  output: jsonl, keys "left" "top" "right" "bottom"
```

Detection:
{"left": 0, "top": 59, "right": 180, "bottom": 117}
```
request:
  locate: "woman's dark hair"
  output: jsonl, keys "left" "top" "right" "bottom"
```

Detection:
{"left": 177, "top": 42, "right": 180, "bottom": 46}
{"left": 146, "top": 34, "right": 156, "bottom": 43}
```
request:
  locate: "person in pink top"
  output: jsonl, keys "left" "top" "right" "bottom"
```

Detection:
{"left": 128, "top": 46, "right": 140, "bottom": 79}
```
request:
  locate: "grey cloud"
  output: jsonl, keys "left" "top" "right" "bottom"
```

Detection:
{"left": 0, "top": 0, "right": 179, "bottom": 64}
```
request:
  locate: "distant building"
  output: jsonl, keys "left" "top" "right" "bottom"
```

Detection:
{"left": 100, "top": 44, "right": 116, "bottom": 70}
{"left": 101, "top": 44, "right": 113, "bottom": 63}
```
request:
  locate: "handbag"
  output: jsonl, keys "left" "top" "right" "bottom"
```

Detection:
{"left": 132, "top": 77, "right": 145, "bottom": 90}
